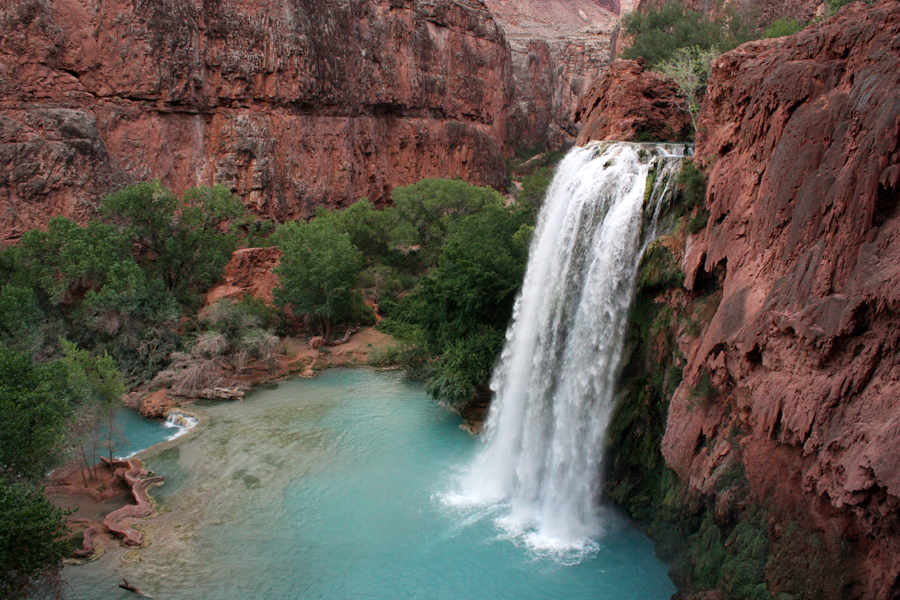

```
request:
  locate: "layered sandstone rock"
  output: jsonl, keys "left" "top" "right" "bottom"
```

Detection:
{"left": 481, "top": 0, "right": 618, "bottom": 149}
{"left": 0, "top": 0, "right": 513, "bottom": 243}
{"left": 662, "top": 2, "right": 900, "bottom": 597}
{"left": 574, "top": 58, "right": 691, "bottom": 143}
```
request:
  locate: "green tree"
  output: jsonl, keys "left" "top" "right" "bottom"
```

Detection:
{"left": 621, "top": 2, "right": 724, "bottom": 69}
{"left": 314, "top": 199, "right": 394, "bottom": 263}
{"left": 0, "top": 480, "right": 70, "bottom": 600}
{"left": 655, "top": 46, "right": 719, "bottom": 135}
{"left": 389, "top": 179, "right": 504, "bottom": 268}
{"left": 404, "top": 203, "right": 532, "bottom": 408}
{"left": 0, "top": 285, "right": 41, "bottom": 349}
{"left": 61, "top": 340, "right": 126, "bottom": 474}
{"left": 0, "top": 345, "right": 71, "bottom": 481}
{"left": 17, "top": 217, "right": 132, "bottom": 305}
{"left": 274, "top": 219, "right": 366, "bottom": 339}
{"left": 100, "top": 181, "right": 245, "bottom": 303}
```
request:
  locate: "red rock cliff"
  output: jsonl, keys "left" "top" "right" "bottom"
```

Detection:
{"left": 662, "top": 2, "right": 900, "bottom": 597}
{"left": 0, "top": 0, "right": 513, "bottom": 243}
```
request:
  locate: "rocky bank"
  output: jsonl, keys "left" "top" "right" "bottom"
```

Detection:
{"left": 581, "top": 2, "right": 900, "bottom": 598}
{"left": 0, "top": 0, "right": 513, "bottom": 243}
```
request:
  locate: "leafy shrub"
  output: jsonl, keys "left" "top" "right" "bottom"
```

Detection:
{"left": 762, "top": 18, "right": 805, "bottom": 38}
{"left": 638, "top": 242, "right": 685, "bottom": 291}
{"left": 621, "top": 2, "right": 726, "bottom": 69}
{"left": 676, "top": 161, "right": 708, "bottom": 213}
{"left": 0, "top": 480, "right": 71, "bottom": 600}
{"left": 687, "top": 209, "right": 711, "bottom": 233}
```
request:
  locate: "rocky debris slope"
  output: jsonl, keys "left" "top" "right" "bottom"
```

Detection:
{"left": 0, "top": 0, "right": 513, "bottom": 243}
{"left": 661, "top": 2, "right": 900, "bottom": 597}
{"left": 481, "top": 0, "right": 618, "bottom": 149}
{"left": 574, "top": 58, "right": 691, "bottom": 143}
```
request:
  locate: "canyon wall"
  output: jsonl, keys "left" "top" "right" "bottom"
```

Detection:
{"left": 573, "top": 58, "right": 691, "bottom": 143}
{"left": 0, "top": 0, "right": 513, "bottom": 243}
{"left": 659, "top": 1, "right": 900, "bottom": 598}
{"left": 480, "top": 0, "right": 618, "bottom": 150}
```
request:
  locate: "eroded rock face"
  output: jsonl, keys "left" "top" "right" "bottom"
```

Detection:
{"left": 481, "top": 0, "right": 618, "bottom": 149}
{"left": 205, "top": 247, "right": 281, "bottom": 307}
{"left": 574, "top": 58, "right": 691, "bottom": 143}
{"left": 0, "top": 0, "right": 512, "bottom": 243}
{"left": 663, "top": 2, "right": 900, "bottom": 597}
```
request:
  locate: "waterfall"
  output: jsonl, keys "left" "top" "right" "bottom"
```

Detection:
{"left": 164, "top": 410, "right": 198, "bottom": 441}
{"left": 454, "top": 142, "right": 688, "bottom": 557}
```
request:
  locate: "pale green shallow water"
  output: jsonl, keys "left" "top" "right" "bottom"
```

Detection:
{"left": 64, "top": 369, "right": 674, "bottom": 600}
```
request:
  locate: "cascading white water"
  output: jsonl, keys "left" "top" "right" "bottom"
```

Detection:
{"left": 164, "top": 410, "right": 198, "bottom": 441}
{"left": 455, "top": 142, "right": 687, "bottom": 556}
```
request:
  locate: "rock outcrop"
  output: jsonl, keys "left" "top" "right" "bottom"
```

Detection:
{"left": 661, "top": 2, "right": 900, "bottom": 597}
{"left": 481, "top": 0, "right": 618, "bottom": 149}
{"left": 205, "top": 247, "right": 281, "bottom": 307}
{"left": 574, "top": 58, "right": 691, "bottom": 143}
{"left": 0, "top": 0, "right": 513, "bottom": 243}
{"left": 102, "top": 457, "right": 164, "bottom": 546}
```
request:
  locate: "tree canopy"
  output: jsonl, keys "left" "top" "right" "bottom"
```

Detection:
{"left": 274, "top": 218, "right": 368, "bottom": 339}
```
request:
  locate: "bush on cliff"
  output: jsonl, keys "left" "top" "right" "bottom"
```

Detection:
{"left": 621, "top": 2, "right": 728, "bottom": 69}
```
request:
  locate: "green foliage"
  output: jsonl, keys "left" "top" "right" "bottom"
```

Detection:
{"left": 0, "top": 480, "right": 70, "bottom": 600}
{"left": 17, "top": 217, "right": 132, "bottom": 305}
{"left": 828, "top": 0, "right": 864, "bottom": 14}
{"left": 274, "top": 218, "right": 366, "bottom": 338}
{"left": 60, "top": 340, "right": 125, "bottom": 407}
{"left": 654, "top": 46, "right": 719, "bottom": 135}
{"left": 389, "top": 179, "right": 504, "bottom": 268}
{"left": 638, "top": 242, "right": 685, "bottom": 291}
{"left": 0, "top": 284, "right": 41, "bottom": 348}
{"left": 377, "top": 182, "right": 535, "bottom": 408}
{"left": 722, "top": 511, "right": 772, "bottom": 599}
{"left": 0, "top": 345, "right": 71, "bottom": 480}
{"left": 314, "top": 199, "right": 394, "bottom": 264}
{"left": 687, "top": 209, "right": 711, "bottom": 233}
{"left": 101, "top": 181, "right": 245, "bottom": 303}
{"left": 762, "top": 18, "right": 805, "bottom": 38}
{"left": 423, "top": 328, "right": 504, "bottom": 409}
{"left": 415, "top": 204, "right": 529, "bottom": 352}
{"left": 621, "top": 2, "right": 726, "bottom": 69}
{"left": 518, "top": 166, "right": 553, "bottom": 209}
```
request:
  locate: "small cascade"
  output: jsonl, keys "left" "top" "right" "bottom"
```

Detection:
{"left": 164, "top": 410, "right": 198, "bottom": 441}
{"left": 454, "top": 142, "right": 688, "bottom": 557}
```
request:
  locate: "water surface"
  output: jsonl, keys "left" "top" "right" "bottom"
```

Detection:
{"left": 65, "top": 369, "right": 674, "bottom": 600}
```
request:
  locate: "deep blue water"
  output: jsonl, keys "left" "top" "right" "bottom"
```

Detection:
{"left": 64, "top": 369, "right": 674, "bottom": 600}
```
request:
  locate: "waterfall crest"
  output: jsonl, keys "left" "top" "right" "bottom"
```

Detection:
{"left": 454, "top": 142, "right": 688, "bottom": 557}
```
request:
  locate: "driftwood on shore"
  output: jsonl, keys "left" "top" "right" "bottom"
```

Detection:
{"left": 189, "top": 386, "right": 246, "bottom": 400}
{"left": 308, "top": 324, "right": 361, "bottom": 349}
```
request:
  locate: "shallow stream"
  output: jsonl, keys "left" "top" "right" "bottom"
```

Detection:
{"left": 64, "top": 369, "right": 674, "bottom": 600}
